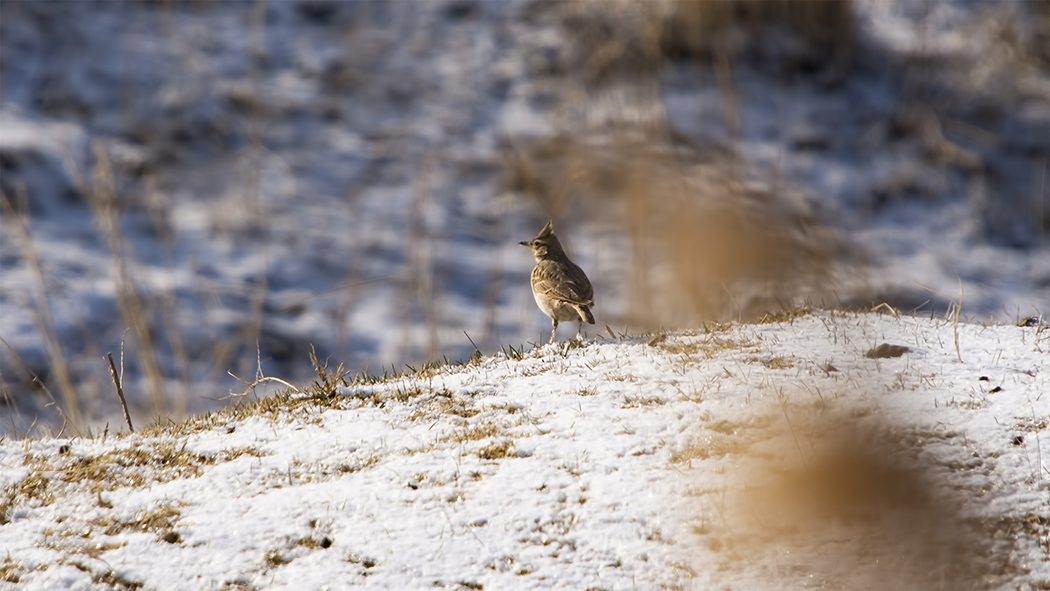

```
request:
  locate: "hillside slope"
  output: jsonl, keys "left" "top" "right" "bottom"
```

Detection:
{"left": 1, "top": 310, "right": 1047, "bottom": 590}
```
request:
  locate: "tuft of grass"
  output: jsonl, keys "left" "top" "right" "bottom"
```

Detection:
{"left": 15, "top": 471, "right": 53, "bottom": 503}
{"left": 657, "top": 336, "right": 752, "bottom": 359}
{"left": 646, "top": 332, "right": 668, "bottom": 347}
{"left": 304, "top": 347, "right": 349, "bottom": 399}
{"left": 1, "top": 470, "right": 55, "bottom": 524}
{"left": 562, "top": 339, "right": 589, "bottom": 352}
{"left": 755, "top": 306, "right": 813, "bottom": 325}
{"left": 56, "top": 443, "right": 263, "bottom": 491}
{"left": 622, "top": 394, "right": 665, "bottom": 408}
{"left": 437, "top": 397, "right": 480, "bottom": 419}
{"left": 478, "top": 440, "right": 514, "bottom": 461}
{"left": 347, "top": 553, "right": 377, "bottom": 569}
{"left": 90, "top": 568, "right": 144, "bottom": 590}
{"left": 1, "top": 441, "right": 267, "bottom": 528}
{"left": 264, "top": 549, "right": 290, "bottom": 569}
{"left": 500, "top": 343, "right": 526, "bottom": 361}
{"left": 389, "top": 384, "right": 428, "bottom": 405}
{"left": 0, "top": 557, "right": 22, "bottom": 584}
{"left": 92, "top": 504, "right": 181, "bottom": 537}
{"left": 448, "top": 423, "right": 503, "bottom": 445}
{"left": 915, "top": 280, "right": 966, "bottom": 363}
{"left": 337, "top": 454, "right": 379, "bottom": 475}
{"left": 292, "top": 535, "right": 333, "bottom": 550}
{"left": 743, "top": 355, "right": 795, "bottom": 369}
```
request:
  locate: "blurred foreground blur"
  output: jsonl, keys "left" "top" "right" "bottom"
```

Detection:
{"left": 700, "top": 407, "right": 1006, "bottom": 590}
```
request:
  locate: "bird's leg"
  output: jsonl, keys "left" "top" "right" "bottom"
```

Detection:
{"left": 549, "top": 319, "right": 558, "bottom": 344}
{"left": 576, "top": 320, "right": 583, "bottom": 341}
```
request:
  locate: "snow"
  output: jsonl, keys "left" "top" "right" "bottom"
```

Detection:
{"left": 1, "top": 311, "right": 1047, "bottom": 590}
{"left": 1, "top": 0, "right": 1048, "bottom": 436}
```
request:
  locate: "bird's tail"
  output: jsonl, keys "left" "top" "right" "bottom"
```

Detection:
{"left": 576, "top": 305, "right": 595, "bottom": 325}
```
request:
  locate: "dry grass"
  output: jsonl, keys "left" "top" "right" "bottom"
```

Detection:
{"left": 655, "top": 335, "right": 753, "bottom": 359}
{"left": 755, "top": 305, "right": 813, "bottom": 325}
{"left": 85, "top": 143, "right": 170, "bottom": 421}
{"left": 1, "top": 191, "right": 82, "bottom": 433}
{"left": 478, "top": 439, "right": 515, "bottom": 461}
{"left": 92, "top": 504, "right": 182, "bottom": 536}
{"left": 87, "top": 568, "right": 144, "bottom": 590}
{"left": 445, "top": 422, "right": 505, "bottom": 445}
{"left": 260, "top": 533, "right": 336, "bottom": 573}
{"left": 4, "top": 470, "right": 53, "bottom": 509}
{"left": 0, "top": 441, "right": 265, "bottom": 524}
{"left": 743, "top": 355, "right": 795, "bottom": 369}
{"left": 621, "top": 394, "right": 664, "bottom": 408}
{"left": 347, "top": 552, "right": 378, "bottom": 570}
{"left": 0, "top": 558, "right": 21, "bottom": 584}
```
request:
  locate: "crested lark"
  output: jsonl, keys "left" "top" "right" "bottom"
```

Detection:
{"left": 520, "top": 220, "right": 595, "bottom": 343}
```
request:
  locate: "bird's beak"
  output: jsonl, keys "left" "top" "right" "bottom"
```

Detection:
{"left": 519, "top": 241, "right": 531, "bottom": 246}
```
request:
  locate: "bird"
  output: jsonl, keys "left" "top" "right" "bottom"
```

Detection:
{"left": 520, "top": 220, "right": 595, "bottom": 344}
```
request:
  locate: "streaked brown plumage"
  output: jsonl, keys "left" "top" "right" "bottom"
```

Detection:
{"left": 520, "top": 220, "right": 595, "bottom": 343}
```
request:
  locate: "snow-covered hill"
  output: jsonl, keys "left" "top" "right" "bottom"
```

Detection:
{"left": 1, "top": 310, "right": 1046, "bottom": 590}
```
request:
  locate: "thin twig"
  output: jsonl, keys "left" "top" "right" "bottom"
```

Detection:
{"left": 914, "top": 279, "right": 964, "bottom": 362}
{"left": 106, "top": 353, "right": 134, "bottom": 433}
{"left": 463, "top": 331, "right": 481, "bottom": 357}
{"left": 227, "top": 371, "right": 302, "bottom": 398}
{"left": 871, "top": 302, "right": 900, "bottom": 319}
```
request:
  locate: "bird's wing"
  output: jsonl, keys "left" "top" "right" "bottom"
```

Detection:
{"left": 533, "top": 261, "right": 594, "bottom": 305}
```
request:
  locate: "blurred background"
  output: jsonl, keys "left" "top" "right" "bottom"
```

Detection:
{"left": 0, "top": 0, "right": 1047, "bottom": 436}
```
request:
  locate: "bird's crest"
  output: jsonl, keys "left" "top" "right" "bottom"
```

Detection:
{"left": 536, "top": 220, "right": 554, "bottom": 240}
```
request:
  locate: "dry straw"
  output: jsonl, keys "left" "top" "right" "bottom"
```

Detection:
{"left": 2, "top": 188, "right": 82, "bottom": 433}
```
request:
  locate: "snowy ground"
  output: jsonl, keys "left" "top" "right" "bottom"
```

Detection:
{"left": 1, "top": 310, "right": 1046, "bottom": 590}
{"left": 1, "top": 0, "right": 1047, "bottom": 435}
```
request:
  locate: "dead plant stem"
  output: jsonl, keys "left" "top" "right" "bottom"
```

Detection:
{"left": 106, "top": 353, "right": 134, "bottom": 432}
